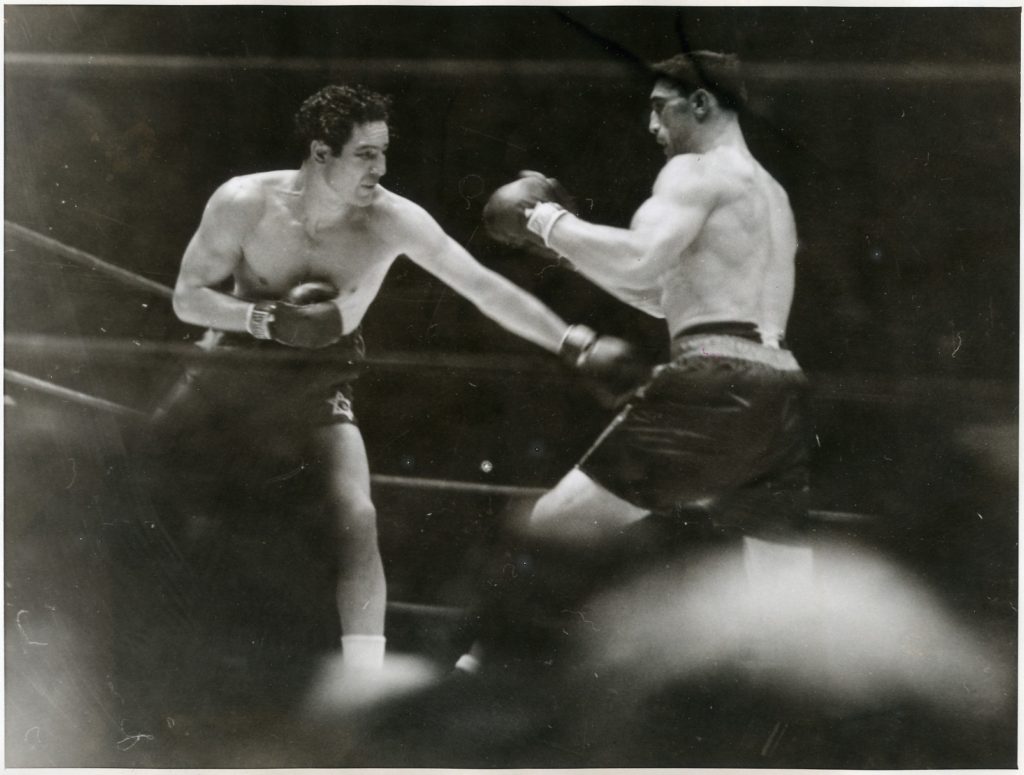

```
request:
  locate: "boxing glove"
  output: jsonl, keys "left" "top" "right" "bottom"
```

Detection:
{"left": 285, "top": 280, "right": 339, "bottom": 306}
{"left": 246, "top": 281, "right": 343, "bottom": 348}
{"left": 483, "top": 171, "right": 576, "bottom": 256}
{"left": 560, "top": 324, "right": 651, "bottom": 406}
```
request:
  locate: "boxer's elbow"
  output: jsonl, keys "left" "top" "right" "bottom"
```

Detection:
{"left": 561, "top": 224, "right": 646, "bottom": 280}
{"left": 172, "top": 281, "right": 207, "bottom": 325}
{"left": 629, "top": 235, "right": 681, "bottom": 285}
{"left": 629, "top": 253, "right": 667, "bottom": 285}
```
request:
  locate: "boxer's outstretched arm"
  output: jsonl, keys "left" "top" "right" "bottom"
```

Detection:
{"left": 418, "top": 235, "right": 569, "bottom": 353}
{"left": 546, "top": 155, "right": 716, "bottom": 290}
{"left": 400, "top": 205, "right": 568, "bottom": 353}
{"left": 172, "top": 178, "right": 260, "bottom": 331}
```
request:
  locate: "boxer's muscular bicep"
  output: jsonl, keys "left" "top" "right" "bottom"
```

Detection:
{"left": 549, "top": 161, "right": 715, "bottom": 290}
{"left": 177, "top": 226, "right": 240, "bottom": 295}
{"left": 176, "top": 185, "right": 250, "bottom": 293}
{"left": 626, "top": 190, "right": 712, "bottom": 283}
{"left": 172, "top": 180, "right": 259, "bottom": 329}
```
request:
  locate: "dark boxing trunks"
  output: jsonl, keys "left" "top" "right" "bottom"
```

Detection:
{"left": 578, "top": 324, "right": 811, "bottom": 539}
{"left": 152, "top": 327, "right": 366, "bottom": 434}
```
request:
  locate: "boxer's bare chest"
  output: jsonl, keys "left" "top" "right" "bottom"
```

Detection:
{"left": 235, "top": 194, "right": 396, "bottom": 298}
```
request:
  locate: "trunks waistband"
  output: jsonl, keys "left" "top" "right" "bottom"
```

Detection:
{"left": 675, "top": 321, "right": 764, "bottom": 343}
{"left": 670, "top": 333, "right": 802, "bottom": 372}
{"left": 673, "top": 320, "right": 790, "bottom": 348}
{"left": 196, "top": 326, "right": 365, "bottom": 354}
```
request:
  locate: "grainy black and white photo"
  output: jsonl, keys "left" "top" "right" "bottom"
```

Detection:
{"left": 4, "top": 3, "right": 1019, "bottom": 770}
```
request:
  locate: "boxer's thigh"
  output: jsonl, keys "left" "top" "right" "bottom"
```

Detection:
{"left": 313, "top": 422, "right": 377, "bottom": 533}
{"left": 527, "top": 467, "right": 650, "bottom": 548}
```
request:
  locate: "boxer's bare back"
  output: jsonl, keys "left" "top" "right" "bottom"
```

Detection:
{"left": 639, "top": 146, "right": 797, "bottom": 346}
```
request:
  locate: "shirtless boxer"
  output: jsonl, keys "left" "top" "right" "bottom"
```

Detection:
{"left": 493, "top": 50, "right": 810, "bottom": 544}
{"left": 169, "top": 84, "right": 638, "bottom": 679}
{"left": 454, "top": 51, "right": 811, "bottom": 673}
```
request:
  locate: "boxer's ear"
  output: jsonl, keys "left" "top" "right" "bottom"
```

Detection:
{"left": 310, "top": 140, "right": 331, "bottom": 164}
{"left": 691, "top": 89, "right": 712, "bottom": 120}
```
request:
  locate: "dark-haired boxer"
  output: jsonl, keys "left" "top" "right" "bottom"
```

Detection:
{"left": 456, "top": 52, "right": 813, "bottom": 674}
{"left": 169, "top": 84, "right": 642, "bottom": 694}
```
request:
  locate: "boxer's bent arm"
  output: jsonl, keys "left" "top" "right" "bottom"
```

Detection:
{"left": 546, "top": 157, "right": 716, "bottom": 289}
{"left": 173, "top": 179, "right": 261, "bottom": 331}
{"left": 411, "top": 234, "right": 568, "bottom": 354}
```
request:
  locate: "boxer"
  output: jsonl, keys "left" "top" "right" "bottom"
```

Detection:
{"left": 168, "top": 84, "right": 644, "bottom": 697}
{"left": 456, "top": 52, "right": 813, "bottom": 674}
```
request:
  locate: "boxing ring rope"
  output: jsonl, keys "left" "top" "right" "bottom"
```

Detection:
{"left": 5, "top": 220, "right": 173, "bottom": 300}
{"left": 6, "top": 52, "right": 1018, "bottom": 85}
{"left": 7, "top": 330, "right": 1015, "bottom": 410}
{"left": 4, "top": 367, "right": 149, "bottom": 420}
{"left": 5, "top": 219, "right": 563, "bottom": 380}
{"left": 4, "top": 359, "right": 539, "bottom": 504}
{"left": 4, "top": 362, "right": 873, "bottom": 528}
{"left": 4, "top": 333, "right": 560, "bottom": 379}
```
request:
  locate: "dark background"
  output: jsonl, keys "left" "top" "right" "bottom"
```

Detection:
{"left": 4, "top": 4, "right": 1019, "bottom": 769}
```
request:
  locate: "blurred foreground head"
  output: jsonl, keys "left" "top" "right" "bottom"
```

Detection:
{"left": 581, "top": 535, "right": 1010, "bottom": 720}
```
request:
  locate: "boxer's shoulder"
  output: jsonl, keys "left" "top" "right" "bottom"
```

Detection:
{"left": 213, "top": 170, "right": 291, "bottom": 202}
{"left": 655, "top": 149, "right": 781, "bottom": 213}
{"left": 368, "top": 188, "right": 448, "bottom": 249}
{"left": 656, "top": 152, "right": 731, "bottom": 194}
{"left": 204, "top": 172, "right": 283, "bottom": 229}
{"left": 370, "top": 186, "right": 429, "bottom": 222}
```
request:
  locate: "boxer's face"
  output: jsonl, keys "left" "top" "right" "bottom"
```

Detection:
{"left": 649, "top": 79, "right": 695, "bottom": 157}
{"left": 316, "top": 120, "right": 389, "bottom": 206}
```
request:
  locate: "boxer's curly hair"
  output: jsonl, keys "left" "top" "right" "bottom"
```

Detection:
{"left": 294, "top": 84, "right": 392, "bottom": 157}
{"left": 649, "top": 52, "right": 748, "bottom": 113}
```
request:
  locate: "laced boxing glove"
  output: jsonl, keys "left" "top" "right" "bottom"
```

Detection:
{"left": 482, "top": 171, "right": 576, "bottom": 259}
{"left": 284, "top": 280, "right": 339, "bottom": 306}
{"left": 246, "top": 280, "right": 344, "bottom": 349}
{"left": 559, "top": 324, "right": 651, "bottom": 406}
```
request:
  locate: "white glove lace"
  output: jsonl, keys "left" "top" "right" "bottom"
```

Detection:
{"left": 525, "top": 202, "right": 568, "bottom": 247}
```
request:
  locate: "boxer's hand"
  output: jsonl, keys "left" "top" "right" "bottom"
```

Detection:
{"left": 285, "top": 280, "right": 339, "bottom": 306}
{"left": 483, "top": 170, "right": 576, "bottom": 256}
{"left": 270, "top": 300, "right": 344, "bottom": 349}
{"left": 560, "top": 324, "right": 650, "bottom": 406}
{"left": 518, "top": 170, "right": 577, "bottom": 211}
{"left": 247, "top": 280, "right": 343, "bottom": 348}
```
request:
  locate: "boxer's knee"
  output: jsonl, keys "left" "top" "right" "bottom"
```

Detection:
{"left": 528, "top": 469, "right": 649, "bottom": 546}
{"left": 528, "top": 487, "right": 568, "bottom": 534}
{"left": 331, "top": 492, "right": 378, "bottom": 543}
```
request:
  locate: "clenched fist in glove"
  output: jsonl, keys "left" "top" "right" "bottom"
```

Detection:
{"left": 559, "top": 324, "right": 651, "bottom": 407}
{"left": 482, "top": 170, "right": 576, "bottom": 259}
{"left": 246, "top": 280, "right": 344, "bottom": 349}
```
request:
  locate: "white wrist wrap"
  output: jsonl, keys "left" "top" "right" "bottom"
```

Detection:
{"left": 341, "top": 634, "right": 386, "bottom": 670}
{"left": 559, "top": 324, "right": 598, "bottom": 366}
{"left": 245, "top": 300, "right": 276, "bottom": 340}
{"left": 525, "top": 202, "right": 567, "bottom": 247}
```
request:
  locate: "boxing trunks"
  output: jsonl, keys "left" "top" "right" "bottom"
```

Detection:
{"left": 152, "top": 327, "right": 366, "bottom": 435}
{"left": 577, "top": 322, "right": 812, "bottom": 539}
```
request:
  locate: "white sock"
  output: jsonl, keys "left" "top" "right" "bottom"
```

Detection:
{"left": 454, "top": 652, "right": 482, "bottom": 674}
{"left": 341, "top": 634, "right": 386, "bottom": 670}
